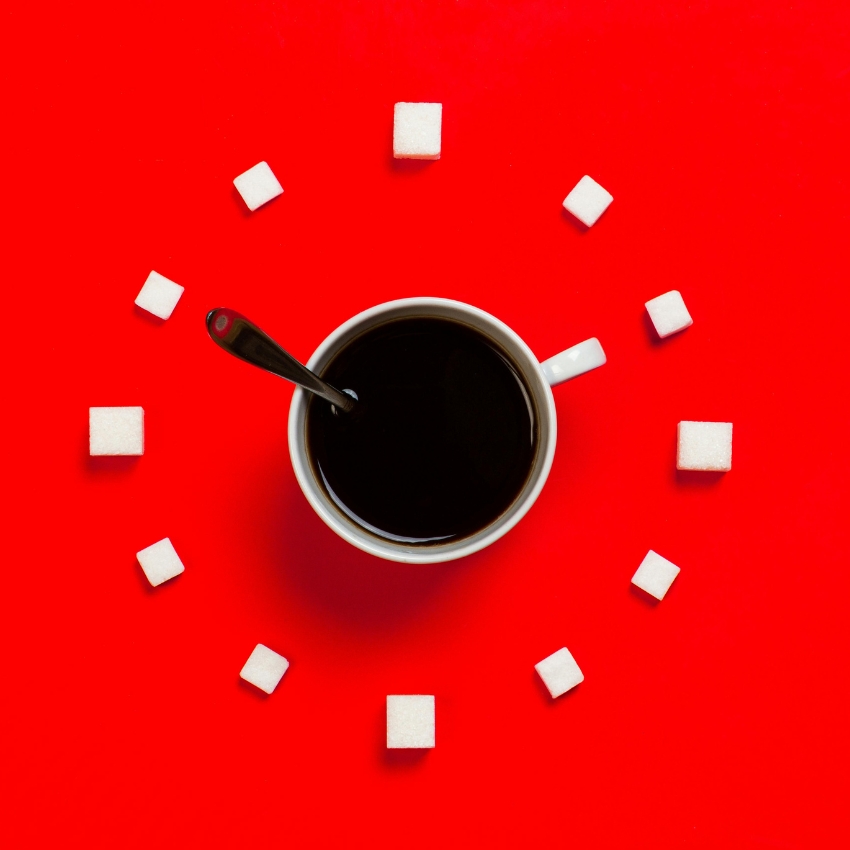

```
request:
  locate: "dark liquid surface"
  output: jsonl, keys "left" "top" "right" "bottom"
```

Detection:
{"left": 306, "top": 317, "right": 537, "bottom": 544}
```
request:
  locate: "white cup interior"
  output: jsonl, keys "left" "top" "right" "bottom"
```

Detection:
{"left": 288, "top": 298, "right": 557, "bottom": 564}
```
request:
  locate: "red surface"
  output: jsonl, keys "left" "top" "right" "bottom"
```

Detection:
{"left": 3, "top": 1, "right": 849, "bottom": 847}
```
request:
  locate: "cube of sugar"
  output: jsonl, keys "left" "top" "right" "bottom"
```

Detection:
{"left": 632, "top": 550, "right": 680, "bottom": 600}
{"left": 645, "top": 290, "right": 693, "bottom": 338}
{"left": 393, "top": 102, "right": 442, "bottom": 160}
{"left": 535, "top": 647, "right": 584, "bottom": 699}
{"left": 386, "top": 695, "right": 435, "bottom": 748}
{"left": 134, "top": 270, "right": 184, "bottom": 320}
{"left": 240, "top": 644, "right": 290, "bottom": 694}
{"left": 677, "top": 421, "right": 733, "bottom": 471}
{"left": 562, "top": 175, "right": 613, "bottom": 227}
{"left": 233, "top": 161, "right": 283, "bottom": 211}
{"left": 136, "top": 537, "right": 185, "bottom": 587}
{"left": 89, "top": 406, "right": 144, "bottom": 456}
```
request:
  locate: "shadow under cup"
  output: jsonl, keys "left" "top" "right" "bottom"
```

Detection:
{"left": 288, "top": 299, "right": 557, "bottom": 564}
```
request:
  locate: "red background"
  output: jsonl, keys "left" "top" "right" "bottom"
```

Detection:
{"left": 3, "top": 1, "right": 849, "bottom": 847}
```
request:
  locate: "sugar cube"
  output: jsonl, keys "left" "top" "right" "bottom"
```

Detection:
{"left": 393, "top": 103, "right": 442, "bottom": 160}
{"left": 540, "top": 337, "right": 607, "bottom": 386}
{"left": 386, "top": 695, "right": 435, "bottom": 748}
{"left": 677, "top": 421, "right": 733, "bottom": 471}
{"left": 562, "top": 175, "right": 613, "bottom": 227}
{"left": 89, "top": 406, "right": 144, "bottom": 456}
{"left": 136, "top": 537, "right": 185, "bottom": 587}
{"left": 632, "top": 550, "right": 680, "bottom": 600}
{"left": 535, "top": 647, "right": 584, "bottom": 699}
{"left": 240, "top": 644, "right": 290, "bottom": 694}
{"left": 645, "top": 290, "right": 693, "bottom": 338}
{"left": 233, "top": 161, "right": 283, "bottom": 211}
{"left": 134, "top": 270, "right": 185, "bottom": 320}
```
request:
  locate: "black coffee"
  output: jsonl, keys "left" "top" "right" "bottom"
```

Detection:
{"left": 305, "top": 316, "right": 538, "bottom": 545}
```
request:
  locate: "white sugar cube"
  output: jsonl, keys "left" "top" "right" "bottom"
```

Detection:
{"left": 136, "top": 537, "right": 185, "bottom": 587}
{"left": 393, "top": 102, "right": 442, "bottom": 160}
{"left": 540, "top": 337, "right": 607, "bottom": 387}
{"left": 386, "top": 695, "right": 435, "bottom": 748}
{"left": 240, "top": 644, "right": 290, "bottom": 694}
{"left": 677, "top": 421, "right": 733, "bottom": 471}
{"left": 562, "top": 175, "right": 613, "bottom": 227}
{"left": 89, "top": 406, "right": 144, "bottom": 456}
{"left": 134, "top": 270, "right": 184, "bottom": 320}
{"left": 632, "top": 550, "right": 680, "bottom": 600}
{"left": 233, "top": 161, "right": 283, "bottom": 211}
{"left": 645, "top": 290, "right": 693, "bottom": 338}
{"left": 535, "top": 647, "right": 584, "bottom": 699}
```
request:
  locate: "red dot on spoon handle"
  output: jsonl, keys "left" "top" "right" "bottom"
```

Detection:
{"left": 209, "top": 308, "right": 245, "bottom": 339}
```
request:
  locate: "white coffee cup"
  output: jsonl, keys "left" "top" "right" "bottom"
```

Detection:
{"left": 288, "top": 297, "right": 605, "bottom": 564}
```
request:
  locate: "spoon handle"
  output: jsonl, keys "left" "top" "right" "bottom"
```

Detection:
{"left": 206, "top": 308, "right": 356, "bottom": 413}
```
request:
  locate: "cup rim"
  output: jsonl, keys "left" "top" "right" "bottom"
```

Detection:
{"left": 287, "top": 297, "right": 557, "bottom": 564}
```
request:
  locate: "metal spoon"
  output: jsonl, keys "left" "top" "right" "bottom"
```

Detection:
{"left": 206, "top": 308, "right": 357, "bottom": 413}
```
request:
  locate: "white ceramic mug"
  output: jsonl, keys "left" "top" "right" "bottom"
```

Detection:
{"left": 288, "top": 297, "right": 605, "bottom": 564}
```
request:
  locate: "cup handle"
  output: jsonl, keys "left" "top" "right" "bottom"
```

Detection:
{"left": 540, "top": 338, "right": 607, "bottom": 387}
